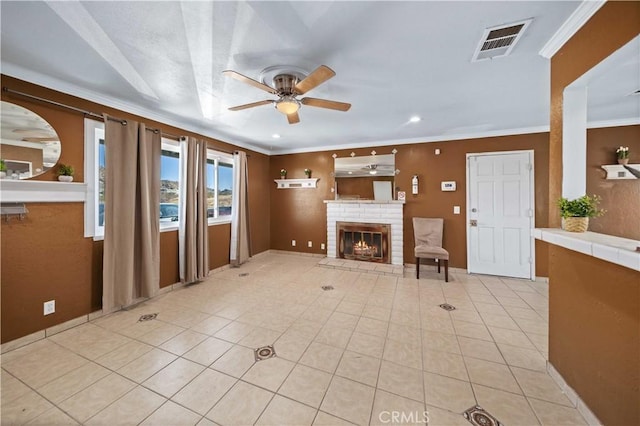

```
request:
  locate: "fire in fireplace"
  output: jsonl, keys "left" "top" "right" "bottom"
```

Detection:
{"left": 337, "top": 222, "right": 390, "bottom": 263}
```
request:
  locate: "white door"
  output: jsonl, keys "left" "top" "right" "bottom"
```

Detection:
{"left": 467, "top": 151, "right": 534, "bottom": 279}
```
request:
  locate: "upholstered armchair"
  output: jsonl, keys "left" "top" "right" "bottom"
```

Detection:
{"left": 413, "top": 217, "right": 449, "bottom": 282}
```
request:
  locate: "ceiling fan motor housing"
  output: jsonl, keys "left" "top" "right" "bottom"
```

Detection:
{"left": 273, "top": 74, "right": 300, "bottom": 96}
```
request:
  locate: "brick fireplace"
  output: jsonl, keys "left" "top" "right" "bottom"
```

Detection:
{"left": 325, "top": 200, "right": 404, "bottom": 265}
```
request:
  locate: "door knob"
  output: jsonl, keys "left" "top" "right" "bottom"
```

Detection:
{"left": 470, "top": 220, "right": 478, "bottom": 227}
{"left": 471, "top": 208, "right": 477, "bottom": 212}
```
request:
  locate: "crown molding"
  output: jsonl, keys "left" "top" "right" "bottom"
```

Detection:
{"left": 587, "top": 117, "right": 640, "bottom": 129}
{"left": 270, "top": 126, "right": 550, "bottom": 155}
{"left": 1, "top": 63, "right": 271, "bottom": 156}
{"left": 539, "top": 0, "right": 606, "bottom": 59}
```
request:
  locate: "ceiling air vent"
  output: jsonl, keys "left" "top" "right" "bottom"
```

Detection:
{"left": 472, "top": 19, "right": 532, "bottom": 62}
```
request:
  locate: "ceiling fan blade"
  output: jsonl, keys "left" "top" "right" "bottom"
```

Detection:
{"left": 294, "top": 65, "right": 335, "bottom": 94}
{"left": 228, "top": 100, "right": 273, "bottom": 111}
{"left": 223, "top": 70, "right": 276, "bottom": 94}
{"left": 301, "top": 97, "right": 351, "bottom": 111}
{"left": 287, "top": 111, "right": 300, "bottom": 124}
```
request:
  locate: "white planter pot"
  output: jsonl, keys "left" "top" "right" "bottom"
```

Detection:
{"left": 58, "top": 175, "right": 74, "bottom": 182}
{"left": 0, "top": 171, "right": 6, "bottom": 179}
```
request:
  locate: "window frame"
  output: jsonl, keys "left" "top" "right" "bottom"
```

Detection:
{"left": 84, "top": 120, "right": 187, "bottom": 239}
{"left": 207, "top": 149, "right": 234, "bottom": 226}
{"left": 84, "top": 118, "right": 104, "bottom": 240}
{"left": 159, "top": 138, "right": 181, "bottom": 232}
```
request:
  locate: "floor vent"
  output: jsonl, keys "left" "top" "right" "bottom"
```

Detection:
{"left": 439, "top": 303, "right": 456, "bottom": 311}
{"left": 138, "top": 313, "right": 158, "bottom": 322}
{"left": 472, "top": 19, "right": 532, "bottom": 62}
{"left": 463, "top": 405, "right": 503, "bottom": 426}
{"left": 321, "top": 285, "right": 335, "bottom": 291}
{"left": 254, "top": 345, "right": 276, "bottom": 361}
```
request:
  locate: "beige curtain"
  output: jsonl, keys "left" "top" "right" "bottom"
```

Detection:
{"left": 103, "top": 115, "right": 160, "bottom": 312}
{"left": 230, "top": 151, "right": 251, "bottom": 266}
{"left": 179, "top": 136, "right": 209, "bottom": 283}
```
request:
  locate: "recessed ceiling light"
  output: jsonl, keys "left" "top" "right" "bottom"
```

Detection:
{"left": 409, "top": 116, "right": 421, "bottom": 123}
{"left": 272, "top": 134, "right": 281, "bottom": 139}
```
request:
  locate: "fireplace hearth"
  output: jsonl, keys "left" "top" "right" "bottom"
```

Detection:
{"left": 338, "top": 222, "right": 390, "bottom": 263}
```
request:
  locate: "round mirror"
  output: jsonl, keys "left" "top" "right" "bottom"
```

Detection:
{"left": 1, "top": 101, "right": 61, "bottom": 179}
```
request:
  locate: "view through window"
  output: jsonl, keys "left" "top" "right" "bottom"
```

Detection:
{"left": 207, "top": 151, "right": 233, "bottom": 221}
{"left": 160, "top": 140, "right": 180, "bottom": 224}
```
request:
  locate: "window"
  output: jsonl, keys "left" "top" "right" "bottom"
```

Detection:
{"left": 160, "top": 139, "right": 180, "bottom": 228}
{"left": 85, "top": 121, "right": 183, "bottom": 237}
{"left": 85, "top": 120, "right": 231, "bottom": 237}
{"left": 206, "top": 150, "right": 234, "bottom": 223}
{"left": 84, "top": 118, "right": 105, "bottom": 239}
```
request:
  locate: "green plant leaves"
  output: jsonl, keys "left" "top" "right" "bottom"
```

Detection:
{"left": 557, "top": 195, "right": 605, "bottom": 218}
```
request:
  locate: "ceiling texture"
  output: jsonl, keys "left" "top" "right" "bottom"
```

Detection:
{"left": 2, "top": 1, "right": 632, "bottom": 155}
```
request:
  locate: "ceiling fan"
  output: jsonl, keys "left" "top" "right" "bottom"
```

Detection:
{"left": 222, "top": 65, "right": 351, "bottom": 124}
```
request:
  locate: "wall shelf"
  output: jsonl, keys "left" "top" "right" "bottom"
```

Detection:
{"left": 274, "top": 178, "right": 319, "bottom": 189}
{"left": 0, "top": 180, "right": 87, "bottom": 202}
{"left": 601, "top": 164, "right": 640, "bottom": 180}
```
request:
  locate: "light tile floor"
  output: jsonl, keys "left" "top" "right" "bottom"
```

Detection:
{"left": 1, "top": 253, "right": 587, "bottom": 426}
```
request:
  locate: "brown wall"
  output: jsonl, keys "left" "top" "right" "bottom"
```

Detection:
{"left": 548, "top": 244, "right": 640, "bottom": 426}
{"left": 548, "top": 3, "right": 640, "bottom": 424}
{"left": 549, "top": 1, "right": 640, "bottom": 227}
{"left": 271, "top": 133, "right": 551, "bottom": 275}
{"left": 0, "top": 75, "right": 271, "bottom": 344}
{"left": 586, "top": 125, "right": 640, "bottom": 240}
{"left": 1, "top": 203, "right": 94, "bottom": 343}
{"left": 270, "top": 152, "right": 334, "bottom": 255}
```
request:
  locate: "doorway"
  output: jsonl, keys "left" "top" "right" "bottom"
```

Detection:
{"left": 466, "top": 150, "right": 535, "bottom": 279}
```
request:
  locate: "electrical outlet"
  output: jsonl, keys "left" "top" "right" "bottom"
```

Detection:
{"left": 291, "top": 240, "right": 296, "bottom": 247}
{"left": 308, "top": 241, "right": 312, "bottom": 248}
{"left": 44, "top": 300, "right": 55, "bottom": 316}
{"left": 321, "top": 243, "right": 325, "bottom": 250}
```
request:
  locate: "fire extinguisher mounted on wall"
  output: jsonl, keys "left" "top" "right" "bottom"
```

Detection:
{"left": 412, "top": 175, "right": 418, "bottom": 195}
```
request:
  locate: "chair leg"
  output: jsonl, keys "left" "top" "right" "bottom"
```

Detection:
{"left": 437, "top": 258, "right": 440, "bottom": 273}
{"left": 416, "top": 257, "right": 420, "bottom": 279}
{"left": 444, "top": 259, "right": 449, "bottom": 282}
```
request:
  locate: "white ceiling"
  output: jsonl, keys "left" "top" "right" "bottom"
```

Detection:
{"left": 1, "top": 1, "right": 630, "bottom": 155}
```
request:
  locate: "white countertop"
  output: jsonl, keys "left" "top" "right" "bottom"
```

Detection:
{"left": 533, "top": 228, "right": 640, "bottom": 272}
{"left": 324, "top": 199, "right": 405, "bottom": 204}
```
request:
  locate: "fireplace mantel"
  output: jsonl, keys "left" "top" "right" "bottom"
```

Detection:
{"left": 325, "top": 200, "right": 405, "bottom": 265}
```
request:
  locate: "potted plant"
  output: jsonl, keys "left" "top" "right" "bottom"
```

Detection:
{"left": 57, "top": 164, "right": 75, "bottom": 182}
{"left": 304, "top": 168, "right": 312, "bottom": 178}
{"left": 280, "top": 168, "right": 287, "bottom": 179}
{"left": 616, "top": 146, "right": 630, "bottom": 165}
{"left": 0, "top": 159, "right": 6, "bottom": 179}
{"left": 557, "top": 194, "right": 604, "bottom": 232}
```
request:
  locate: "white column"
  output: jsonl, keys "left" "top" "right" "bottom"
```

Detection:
{"left": 562, "top": 86, "right": 588, "bottom": 199}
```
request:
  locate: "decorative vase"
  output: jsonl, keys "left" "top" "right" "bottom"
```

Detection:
{"left": 617, "top": 158, "right": 629, "bottom": 165}
{"left": 562, "top": 217, "right": 589, "bottom": 233}
{"left": 58, "top": 175, "right": 74, "bottom": 182}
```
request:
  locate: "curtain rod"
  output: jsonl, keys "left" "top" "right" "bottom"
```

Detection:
{"left": 2, "top": 86, "right": 181, "bottom": 141}
{"left": 2, "top": 86, "right": 246, "bottom": 154}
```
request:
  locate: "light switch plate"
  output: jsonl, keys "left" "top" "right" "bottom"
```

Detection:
{"left": 454, "top": 206, "right": 460, "bottom": 214}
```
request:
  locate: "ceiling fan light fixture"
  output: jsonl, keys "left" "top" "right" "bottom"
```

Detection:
{"left": 275, "top": 96, "right": 300, "bottom": 115}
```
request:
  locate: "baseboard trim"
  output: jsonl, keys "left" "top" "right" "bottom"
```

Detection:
{"left": 268, "top": 249, "right": 326, "bottom": 258}
{"left": 547, "top": 362, "right": 602, "bottom": 425}
{"left": 1, "top": 311, "right": 101, "bottom": 354}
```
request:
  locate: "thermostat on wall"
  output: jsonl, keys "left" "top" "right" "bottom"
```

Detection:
{"left": 441, "top": 181, "right": 456, "bottom": 191}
